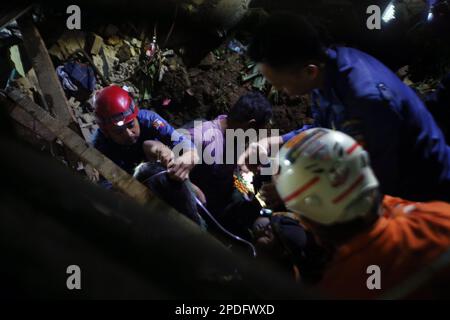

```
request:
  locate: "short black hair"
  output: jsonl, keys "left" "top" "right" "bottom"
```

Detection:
{"left": 228, "top": 92, "right": 273, "bottom": 127}
{"left": 133, "top": 162, "right": 163, "bottom": 184}
{"left": 248, "top": 12, "right": 326, "bottom": 69}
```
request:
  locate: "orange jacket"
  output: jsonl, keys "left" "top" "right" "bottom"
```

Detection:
{"left": 318, "top": 196, "right": 450, "bottom": 299}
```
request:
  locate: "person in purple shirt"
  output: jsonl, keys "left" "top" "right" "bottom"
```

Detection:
{"left": 187, "top": 92, "right": 273, "bottom": 235}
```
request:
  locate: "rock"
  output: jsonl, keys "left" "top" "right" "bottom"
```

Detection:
{"left": 104, "top": 24, "right": 119, "bottom": 38}
{"left": 198, "top": 52, "right": 216, "bottom": 70}
{"left": 105, "top": 35, "right": 122, "bottom": 46}
{"left": 403, "top": 77, "right": 414, "bottom": 86}
{"left": 188, "top": 68, "right": 202, "bottom": 78}
{"left": 9, "top": 75, "right": 34, "bottom": 98}
{"left": 396, "top": 65, "right": 410, "bottom": 79}
{"left": 123, "top": 40, "right": 137, "bottom": 56}
{"left": 93, "top": 45, "right": 119, "bottom": 79}
{"left": 116, "top": 44, "right": 131, "bottom": 62}
{"left": 48, "top": 44, "right": 64, "bottom": 61}
{"left": 92, "top": 54, "right": 104, "bottom": 74}
{"left": 48, "top": 31, "right": 86, "bottom": 61}
{"left": 169, "top": 61, "right": 178, "bottom": 71}
{"left": 88, "top": 33, "right": 103, "bottom": 55}
{"left": 109, "top": 56, "right": 139, "bottom": 84}
{"left": 129, "top": 46, "right": 136, "bottom": 57}
{"left": 68, "top": 97, "right": 81, "bottom": 109}
{"left": 81, "top": 113, "right": 96, "bottom": 124}
{"left": 162, "top": 49, "right": 175, "bottom": 57}
{"left": 131, "top": 38, "right": 142, "bottom": 48}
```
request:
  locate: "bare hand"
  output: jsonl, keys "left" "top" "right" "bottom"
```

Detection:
{"left": 143, "top": 141, "right": 174, "bottom": 167}
{"left": 259, "top": 182, "right": 283, "bottom": 209}
{"left": 237, "top": 136, "right": 282, "bottom": 174}
{"left": 167, "top": 150, "right": 199, "bottom": 181}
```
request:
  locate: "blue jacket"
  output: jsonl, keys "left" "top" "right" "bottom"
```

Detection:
{"left": 424, "top": 72, "right": 450, "bottom": 142}
{"left": 92, "top": 109, "right": 193, "bottom": 187}
{"left": 282, "top": 47, "right": 450, "bottom": 201}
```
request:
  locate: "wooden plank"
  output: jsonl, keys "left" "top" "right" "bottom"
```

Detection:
{"left": 6, "top": 88, "right": 152, "bottom": 205}
{"left": 17, "top": 16, "right": 74, "bottom": 125}
{"left": 1, "top": 91, "right": 55, "bottom": 141}
{"left": 2, "top": 89, "right": 99, "bottom": 181}
{"left": 16, "top": 16, "right": 90, "bottom": 176}
{"left": 0, "top": 5, "right": 32, "bottom": 30}
{"left": 8, "top": 101, "right": 56, "bottom": 141}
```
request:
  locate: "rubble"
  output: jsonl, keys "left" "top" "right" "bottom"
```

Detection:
{"left": 198, "top": 52, "right": 216, "bottom": 70}
{"left": 8, "top": 71, "right": 34, "bottom": 97}
{"left": 48, "top": 30, "right": 86, "bottom": 61}
{"left": 131, "top": 38, "right": 142, "bottom": 49}
{"left": 87, "top": 33, "right": 104, "bottom": 55}
{"left": 68, "top": 96, "right": 99, "bottom": 143}
{"left": 97, "top": 45, "right": 120, "bottom": 79}
{"left": 110, "top": 56, "right": 140, "bottom": 87}
{"left": 105, "top": 35, "right": 122, "bottom": 46}
{"left": 7, "top": 12, "right": 316, "bottom": 176}
{"left": 124, "top": 40, "right": 137, "bottom": 57}
{"left": 116, "top": 43, "right": 132, "bottom": 62}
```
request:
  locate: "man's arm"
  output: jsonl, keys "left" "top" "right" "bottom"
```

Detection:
{"left": 142, "top": 111, "right": 198, "bottom": 181}
{"left": 143, "top": 140, "right": 174, "bottom": 168}
{"left": 168, "top": 149, "right": 200, "bottom": 181}
{"left": 238, "top": 89, "right": 323, "bottom": 173}
{"left": 237, "top": 135, "right": 284, "bottom": 174}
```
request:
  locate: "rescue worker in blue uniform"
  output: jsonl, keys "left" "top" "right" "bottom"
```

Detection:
{"left": 240, "top": 13, "right": 450, "bottom": 202}
{"left": 92, "top": 106, "right": 193, "bottom": 179}
{"left": 91, "top": 85, "right": 202, "bottom": 224}
{"left": 424, "top": 72, "right": 450, "bottom": 143}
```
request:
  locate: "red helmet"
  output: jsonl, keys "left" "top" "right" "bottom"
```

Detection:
{"left": 93, "top": 85, "right": 139, "bottom": 129}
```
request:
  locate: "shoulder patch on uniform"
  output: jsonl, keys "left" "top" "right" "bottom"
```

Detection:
{"left": 152, "top": 119, "right": 165, "bottom": 129}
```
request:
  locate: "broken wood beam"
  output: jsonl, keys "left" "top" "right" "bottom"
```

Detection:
{"left": 1, "top": 92, "right": 56, "bottom": 141}
{"left": 5, "top": 88, "right": 152, "bottom": 205}
{"left": 0, "top": 5, "right": 32, "bottom": 30}
{"left": 2, "top": 90, "right": 99, "bottom": 181}
{"left": 17, "top": 15, "right": 74, "bottom": 126}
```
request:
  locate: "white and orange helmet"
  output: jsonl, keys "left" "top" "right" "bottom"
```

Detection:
{"left": 275, "top": 128, "right": 379, "bottom": 225}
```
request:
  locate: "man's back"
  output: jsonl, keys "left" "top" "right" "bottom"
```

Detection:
{"left": 319, "top": 47, "right": 450, "bottom": 201}
{"left": 188, "top": 115, "right": 235, "bottom": 213}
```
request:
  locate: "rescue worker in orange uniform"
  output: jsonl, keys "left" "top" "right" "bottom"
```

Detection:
{"left": 254, "top": 128, "right": 450, "bottom": 298}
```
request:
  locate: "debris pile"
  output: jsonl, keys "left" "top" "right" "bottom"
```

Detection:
{"left": 3, "top": 14, "right": 318, "bottom": 180}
